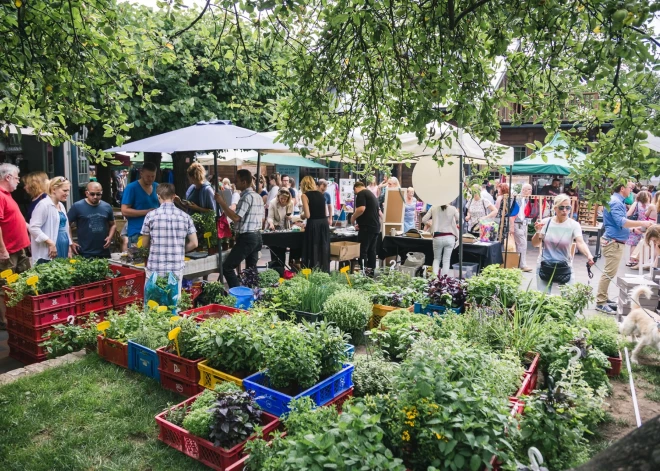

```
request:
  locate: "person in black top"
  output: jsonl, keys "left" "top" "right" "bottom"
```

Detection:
{"left": 300, "top": 176, "right": 330, "bottom": 272}
{"left": 351, "top": 181, "right": 381, "bottom": 272}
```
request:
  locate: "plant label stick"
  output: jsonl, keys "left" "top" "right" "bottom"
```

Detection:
{"left": 204, "top": 231, "right": 212, "bottom": 249}
{"left": 97, "top": 320, "right": 111, "bottom": 335}
{"left": 147, "top": 300, "right": 159, "bottom": 310}
{"left": 6, "top": 273, "right": 19, "bottom": 284}
{"left": 0, "top": 269, "right": 13, "bottom": 279}
{"left": 26, "top": 275, "right": 39, "bottom": 295}
{"left": 302, "top": 268, "right": 311, "bottom": 279}
{"left": 168, "top": 327, "right": 182, "bottom": 357}
{"left": 340, "top": 265, "right": 352, "bottom": 286}
{"left": 157, "top": 306, "right": 168, "bottom": 313}
{"left": 137, "top": 236, "right": 144, "bottom": 249}
{"left": 170, "top": 316, "right": 181, "bottom": 323}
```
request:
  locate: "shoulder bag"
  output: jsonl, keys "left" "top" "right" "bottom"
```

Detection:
{"left": 628, "top": 202, "right": 639, "bottom": 221}
{"left": 538, "top": 219, "right": 572, "bottom": 284}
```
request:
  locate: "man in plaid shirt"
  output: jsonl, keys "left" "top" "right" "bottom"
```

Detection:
{"left": 215, "top": 169, "right": 264, "bottom": 287}
{"left": 141, "top": 183, "right": 198, "bottom": 295}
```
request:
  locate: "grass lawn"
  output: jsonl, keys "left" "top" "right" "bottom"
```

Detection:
{"left": 0, "top": 354, "right": 207, "bottom": 471}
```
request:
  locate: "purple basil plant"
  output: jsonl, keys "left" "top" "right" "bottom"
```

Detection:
{"left": 426, "top": 275, "right": 467, "bottom": 308}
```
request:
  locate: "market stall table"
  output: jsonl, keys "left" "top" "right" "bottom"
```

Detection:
{"left": 381, "top": 236, "right": 503, "bottom": 273}
{"left": 114, "top": 252, "right": 229, "bottom": 280}
{"left": 261, "top": 230, "right": 358, "bottom": 250}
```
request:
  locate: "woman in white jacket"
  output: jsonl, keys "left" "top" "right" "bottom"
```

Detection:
{"left": 422, "top": 204, "right": 459, "bottom": 276}
{"left": 29, "top": 176, "right": 73, "bottom": 263}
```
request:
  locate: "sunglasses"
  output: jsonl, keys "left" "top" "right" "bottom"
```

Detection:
{"left": 88, "top": 192, "right": 103, "bottom": 196}
{"left": 557, "top": 205, "right": 571, "bottom": 211}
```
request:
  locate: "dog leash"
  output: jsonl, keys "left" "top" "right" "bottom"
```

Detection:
{"left": 587, "top": 255, "right": 659, "bottom": 322}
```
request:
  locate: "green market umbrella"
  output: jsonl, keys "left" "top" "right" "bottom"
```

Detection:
{"left": 511, "top": 133, "right": 586, "bottom": 175}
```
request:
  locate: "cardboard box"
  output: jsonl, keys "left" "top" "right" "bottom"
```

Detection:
{"left": 330, "top": 241, "right": 361, "bottom": 261}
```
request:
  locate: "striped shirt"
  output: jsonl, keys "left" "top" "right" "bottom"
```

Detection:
{"left": 235, "top": 188, "right": 264, "bottom": 233}
{"left": 141, "top": 202, "right": 196, "bottom": 274}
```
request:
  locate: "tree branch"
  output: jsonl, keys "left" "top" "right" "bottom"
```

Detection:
{"left": 628, "top": 25, "right": 660, "bottom": 48}
{"left": 454, "top": 0, "right": 494, "bottom": 26}
{"left": 169, "top": 0, "right": 210, "bottom": 40}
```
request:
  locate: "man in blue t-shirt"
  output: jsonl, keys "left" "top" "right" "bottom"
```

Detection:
{"left": 68, "top": 182, "right": 116, "bottom": 258}
{"left": 121, "top": 162, "right": 159, "bottom": 247}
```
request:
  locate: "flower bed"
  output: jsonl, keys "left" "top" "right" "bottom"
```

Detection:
{"left": 243, "top": 364, "right": 354, "bottom": 417}
{"left": 155, "top": 393, "right": 280, "bottom": 471}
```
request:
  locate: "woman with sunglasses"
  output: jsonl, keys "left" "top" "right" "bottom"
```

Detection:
{"left": 531, "top": 193, "right": 594, "bottom": 293}
{"left": 29, "top": 177, "right": 73, "bottom": 263}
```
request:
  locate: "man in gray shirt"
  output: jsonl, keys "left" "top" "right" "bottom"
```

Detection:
{"left": 68, "top": 182, "right": 116, "bottom": 258}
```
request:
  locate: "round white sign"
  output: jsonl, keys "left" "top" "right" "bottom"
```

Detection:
{"left": 412, "top": 156, "right": 460, "bottom": 206}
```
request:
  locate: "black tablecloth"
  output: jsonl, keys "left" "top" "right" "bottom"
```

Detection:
{"left": 381, "top": 236, "right": 503, "bottom": 273}
{"left": 261, "top": 231, "right": 358, "bottom": 250}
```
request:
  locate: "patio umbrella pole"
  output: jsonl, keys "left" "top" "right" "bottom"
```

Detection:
{"left": 459, "top": 154, "right": 464, "bottom": 279}
{"left": 214, "top": 150, "right": 223, "bottom": 284}
{"left": 256, "top": 151, "right": 262, "bottom": 192}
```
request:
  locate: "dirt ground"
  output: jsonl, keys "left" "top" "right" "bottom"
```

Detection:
{"left": 596, "top": 351, "right": 660, "bottom": 444}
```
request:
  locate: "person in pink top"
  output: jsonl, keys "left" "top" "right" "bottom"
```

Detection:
{"left": 0, "top": 163, "right": 31, "bottom": 330}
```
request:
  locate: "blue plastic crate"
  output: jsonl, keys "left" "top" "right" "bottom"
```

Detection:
{"left": 128, "top": 340, "right": 161, "bottom": 381}
{"left": 243, "top": 364, "right": 354, "bottom": 417}
{"left": 414, "top": 302, "right": 461, "bottom": 316}
{"left": 344, "top": 344, "right": 355, "bottom": 360}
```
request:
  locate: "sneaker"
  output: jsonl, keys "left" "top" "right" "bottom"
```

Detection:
{"left": 596, "top": 304, "right": 617, "bottom": 315}
{"left": 521, "top": 267, "right": 532, "bottom": 273}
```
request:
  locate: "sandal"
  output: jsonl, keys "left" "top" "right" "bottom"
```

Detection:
{"left": 626, "top": 260, "right": 638, "bottom": 267}
{"left": 629, "top": 265, "right": 639, "bottom": 270}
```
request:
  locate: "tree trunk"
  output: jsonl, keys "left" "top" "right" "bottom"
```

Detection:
{"left": 569, "top": 414, "right": 660, "bottom": 471}
{"left": 95, "top": 164, "right": 114, "bottom": 206}
{"left": 172, "top": 152, "right": 193, "bottom": 198}
{"left": 143, "top": 152, "right": 162, "bottom": 181}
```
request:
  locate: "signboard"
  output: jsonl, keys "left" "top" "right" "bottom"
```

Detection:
{"left": 275, "top": 165, "right": 300, "bottom": 189}
{"left": 339, "top": 178, "right": 355, "bottom": 205}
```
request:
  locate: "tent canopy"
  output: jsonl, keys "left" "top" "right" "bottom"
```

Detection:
{"left": 244, "top": 154, "right": 327, "bottom": 168}
{"left": 105, "top": 120, "right": 290, "bottom": 153}
{"left": 511, "top": 133, "right": 586, "bottom": 175}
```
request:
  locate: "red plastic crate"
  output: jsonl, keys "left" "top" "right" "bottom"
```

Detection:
{"left": 159, "top": 370, "right": 203, "bottom": 397}
{"left": 4, "top": 303, "right": 20, "bottom": 320}
{"left": 180, "top": 304, "right": 246, "bottom": 322}
{"left": 325, "top": 387, "right": 353, "bottom": 413}
{"left": 5, "top": 316, "right": 22, "bottom": 332}
{"left": 75, "top": 279, "right": 113, "bottom": 301}
{"left": 156, "top": 346, "right": 204, "bottom": 383}
{"left": 155, "top": 394, "right": 281, "bottom": 471}
{"left": 110, "top": 264, "right": 145, "bottom": 307}
{"left": 9, "top": 342, "right": 46, "bottom": 365}
{"left": 97, "top": 335, "right": 128, "bottom": 368}
{"left": 114, "top": 300, "right": 143, "bottom": 314}
{"left": 22, "top": 304, "right": 77, "bottom": 328}
{"left": 76, "top": 294, "right": 113, "bottom": 316}
{"left": 21, "top": 288, "right": 75, "bottom": 314}
{"left": 10, "top": 334, "right": 48, "bottom": 356}
{"left": 9, "top": 321, "right": 53, "bottom": 343}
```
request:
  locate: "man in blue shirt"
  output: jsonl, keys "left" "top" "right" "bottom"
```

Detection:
{"left": 121, "top": 162, "right": 159, "bottom": 247}
{"left": 68, "top": 182, "right": 116, "bottom": 258}
{"left": 596, "top": 181, "right": 653, "bottom": 314}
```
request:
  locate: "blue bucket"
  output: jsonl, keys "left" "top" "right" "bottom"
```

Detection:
{"left": 229, "top": 286, "right": 254, "bottom": 309}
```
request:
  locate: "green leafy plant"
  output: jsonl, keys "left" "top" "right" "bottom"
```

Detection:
{"left": 582, "top": 315, "right": 620, "bottom": 358}
{"left": 69, "top": 257, "right": 112, "bottom": 286}
{"left": 5, "top": 260, "right": 74, "bottom": 306}
{"left": 262, "top": 322, "right": 320, "bottom": 390}
{"left": 245, "top": 401, "right": 406, "bottom": 471}
{"left": 177, "top": 290, "right": 193, "bottom": 311}
{"left": 322, "top": 289, "right": 372, "bottom": 333}
{"left": 193, "top": 313, "right": 271, "bottom": 376}
{"left": 352, "top": 352, "right": 400, "bottom": 397}
{"left": 303, "top": 320, "right": 349, "bottom": 377}
{"left": 514, "top": 290, "right": 576, "bottom": 323}
{"left": 485, "top": 302, "right": 548, "bottom": 360}
{"left": 559, "top": 282, "right": 595, "bottom": 315}
{"left": 191, "top": 212, "right": 217, "bottom": 248}
{"left": 258, "top": 269, "right": 280, "bottom": 288}
{"left": 374, "top": 309, "right": 442, "bottom": 361}
{"left": 40, "top": 313, "right": 101, "bottom": 358}
{"left": 208, "top": 389, "right": 263, "bottom": 448}
{"left": 466, "top": 265, "right": 521, "bottom": 307}
{"left": 201, "top": 281, "right": 236, "bottom": 306}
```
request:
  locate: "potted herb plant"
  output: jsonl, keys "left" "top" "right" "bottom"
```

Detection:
{"left": 156, "top": 383, "right": 280, "bottom": 471}
{"left": 321, "top": 289, "right": 372, "bottom": 343}
{"left": 415, "top": 274, "right": 467, "bottom": 315}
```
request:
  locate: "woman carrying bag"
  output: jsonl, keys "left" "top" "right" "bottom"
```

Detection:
{"left": 531, "top": 193, "right": 594, "bottom": 293}
{"left": 465, "top": 184, "right": 497, "bottom": 235}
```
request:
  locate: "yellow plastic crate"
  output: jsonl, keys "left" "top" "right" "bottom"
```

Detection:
{"left": 368, "top": 304, "right": 414, "bottom": 329}
{"left": 197, "top": 360, "right": 245, "bottom": 390}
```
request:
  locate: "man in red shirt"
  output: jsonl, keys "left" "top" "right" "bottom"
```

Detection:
{"left": 0, "top": 163, "right": 31, "bottom": 330}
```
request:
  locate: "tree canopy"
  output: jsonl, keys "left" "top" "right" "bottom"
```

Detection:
{"left": 2, "top": 0, "right": 659, "bottom": 201}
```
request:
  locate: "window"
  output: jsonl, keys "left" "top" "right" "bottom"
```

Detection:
{"left": 513, "top": 146, "right": 527, "bottom": 161}
{"left": 78, "top": 155, "right": 89, "bottom": 186}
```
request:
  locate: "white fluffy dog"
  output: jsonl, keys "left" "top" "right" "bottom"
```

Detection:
{"left": 620, "top": 285, "right": 660, "bottom": 364}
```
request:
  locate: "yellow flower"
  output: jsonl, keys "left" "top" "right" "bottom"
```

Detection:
{"left": 402, "top": 431, "right": 411, "bottom": 442}
{"left": 405, "top": 420, "right": 415, "bottom": 427}
{"left": 435, "top": 432, "right": 445, "bottom": 440}
{"left": 270, "top": 324, "right": 275, "bottom": 329}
